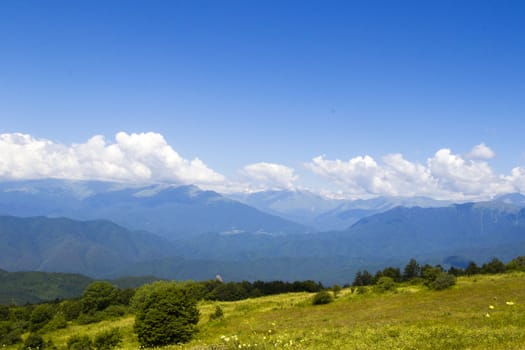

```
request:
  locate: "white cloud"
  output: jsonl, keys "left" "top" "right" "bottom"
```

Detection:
{"left": 305, "top": 155, "right": 389, "bottom": 196}
{"left": 305, "top": 146, "right": 522, "bottom": 200}
{"left": 1, "top": 134, "right": 524, "bottom": 200}
{"left": 507, "top": 167, "right": 525, "bottom": 193}
{"left": 427, "top": 148, "right": 509, "bottom": 196}
{"left": 466, "top": 143, "right": 496, "bottom": 160}
{"left": 0, "top": 132, "right": 225, "bottom": 186}
{"left": 241, "top": 162, "right": 298, "bottom": 190}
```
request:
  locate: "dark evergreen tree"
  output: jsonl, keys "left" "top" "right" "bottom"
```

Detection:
{"left": 381, "top": 267, "right": 402, "bottom": 282}
{"left": 352, "top": 270, "right": 374, "bottom": 286}
{"left": 507, "top": 256, "right": 525, "bottom": 271}
{"left": 447, "top": 266, "right": 464, "bottom": 276}
{"left": 402, "top": 258, "right": 421, "bottom": 281}
{"left": 481, "top": 258, "right": 506, "bottom": 274}
{"left": 465, "top": 261, "right": 480, "bottom": 276}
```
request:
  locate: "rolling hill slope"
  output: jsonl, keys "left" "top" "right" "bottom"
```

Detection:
{"left": 0, "top": 215, "right": 175, "bottom": 277}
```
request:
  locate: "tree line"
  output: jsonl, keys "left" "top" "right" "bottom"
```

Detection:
{"left": 351, "top": 255, "right": 525, "bottom": 291}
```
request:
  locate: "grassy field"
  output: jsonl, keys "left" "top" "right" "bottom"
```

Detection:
{"left": 12, "top": 272, "right": 525, "bottom": 349}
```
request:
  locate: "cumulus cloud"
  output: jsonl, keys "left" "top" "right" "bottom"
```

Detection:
{"left": 0, "top": 132, "right": 225, "bottom": 186}
{"left": 466, "top": 143, "right": 496, "bottom": 160}
{"left": 241, "top": 162, "right": 298, "bottom": 190}
{"left": 427, "top": 148, "right": 509, "bottom": 196}
{"left": 1, "top": 134, "right": 524, "bottom": 200}
{"left": 305, "top": 146, "right": 522, "bottom": 200}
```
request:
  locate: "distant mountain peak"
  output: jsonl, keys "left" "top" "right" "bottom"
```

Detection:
{"left": 495, "top": 192, "right": 525, "bottom": 207}
{"left": 0, "top": 180, "right": 307, "bottom": 239}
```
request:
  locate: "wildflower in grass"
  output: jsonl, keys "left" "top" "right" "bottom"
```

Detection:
{"left": 485, "top": 313, "right": 490, "bottom": 317}
{"left": 221, "top": 336, "right": 230, "bottom": 342}
{"left": 489, "top": 305, "right": 494, "bottom": 309}
{"left": 506, "top": 301, "right": 515, "bottom": 305}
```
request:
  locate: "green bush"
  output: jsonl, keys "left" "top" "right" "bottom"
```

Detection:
{"left": 101, "top": 305, "right": 126, "bottom": 319}
{"left": 429, "top": 272, "right": 456, "bottom": 291}
{"left": 134, "top": 285, "right": 200, "bottom": 347}
{"left": 29, "top": 304, "right": 55, "bottom": 332}
{"left": 81, "top": 282, "right": 120, "bottom": 314}
{"left": 93, "top": 328, "right": 122, "bottom": 350}
{"left": 209, "top": 305, "right": 224, "bottom": 321}
{"left": 41, "top": 313, "right": 67, "bottom": 333}
{"left": 312, "top": 291, "right": 333, "bottom": 305}
{"left": 332, "top": 284, "right": 342, "bottom": 298}
{"left": 481, "top": 258, "right": 506, "bottom": 274}
{"left": 61, "top": 300, "right": 82, "bottom": 321}
{"left": 374, "top": 276, "right": 396, "bottom": 293}
{"left": 355, "top": 286, "right": 367, "bottom": 294}
{"left": 0, "top": 305, "right": 9, "bottom": 321}
{"left": 131, "top": 281, "right": 206, "bottom": 313}
{"left": 76, "top": 312, "right": 103, "bottom": 325}
{"left": 67, "top": 335, "right": 93, "bottom": 350}
{"left": 22, "top": 333, "right": 45, "bottom": 350}
{"left": 0, "top": 321, "right": 22, "bottom": 346}
{"left": 507, "top": 256, "right": 525, "bottom": 271}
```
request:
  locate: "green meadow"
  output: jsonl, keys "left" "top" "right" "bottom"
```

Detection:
{"left": 8, "top": 272, "right": 525, "bottom": 350}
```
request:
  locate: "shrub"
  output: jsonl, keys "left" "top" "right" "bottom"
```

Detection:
{"left": 332, "top": 284, "right": 342, "bottom": 298}
{"left": 374, "top": 276, "right": 396, "bottom": 293}
{"left": 421, "top": 265, "right": 444, "bottom": 282}
{"left": 116, "top": 288, "right": 135, "bottom": 306}
{"left": 76, "top": 312, "right": 103, "bottom": 325}
{"left": 1, "top": 321, "right": 22, "bottom": 346}
{"left": 101, "top": 305, "right": 126, "bottom": 319}
{"left": 131, "top": 281, "right": 207, "bottom": 313}
{"left": 29, "top": 304, "right": 55, "bottom": 332}
{"left": 134, "top": 285, "right": 199, "bottom": 347}
{"left": 61, "top": 300, "right": 82, "bottom": 321}
{"left": 41, "top": 313, "right": 67, "bottom": 333}
{"left": 0, "top": 305, "right": 9, "bottom": 321}
{"left": 429, "top": 272, "right": 456, "bottom": 291}
{"left": 481, "top": 258, "right": 506, "bottom": 274}
{"left": 355, "top": 286, "right": 367, "bottom": 294}
{"left": 67, "top": 335, "right": 93, "bottom": 350}
{"left": 93, "top": 328, "right": 122, "bottom": 350}
{"left": 209, "top": 305, "right": 224, "bottom": 321}
{"left": 81, "top": 282, "right": 120, "bottom": 314}
{"left": 507, "top": 256, "right": 525, "bottom": 271}
{"left": 312, "top": 291, "right": 333, "bottom": 305}
{"left": 23, "top": 333, "right": 45, "bottom": 350}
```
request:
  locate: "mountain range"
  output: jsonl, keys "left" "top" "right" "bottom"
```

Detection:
{"left": 230, "top": 190, "right": 452, "bottom": 230}
{"left": 0, "top": 180, "right": 309, "bottom": 239}
{"left": 1, "top": 179, "right": 525, "bottom": 285}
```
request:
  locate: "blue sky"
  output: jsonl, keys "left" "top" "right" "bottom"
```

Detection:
{"left": 1, "top": 1, "right": 525, "bottom": 199}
